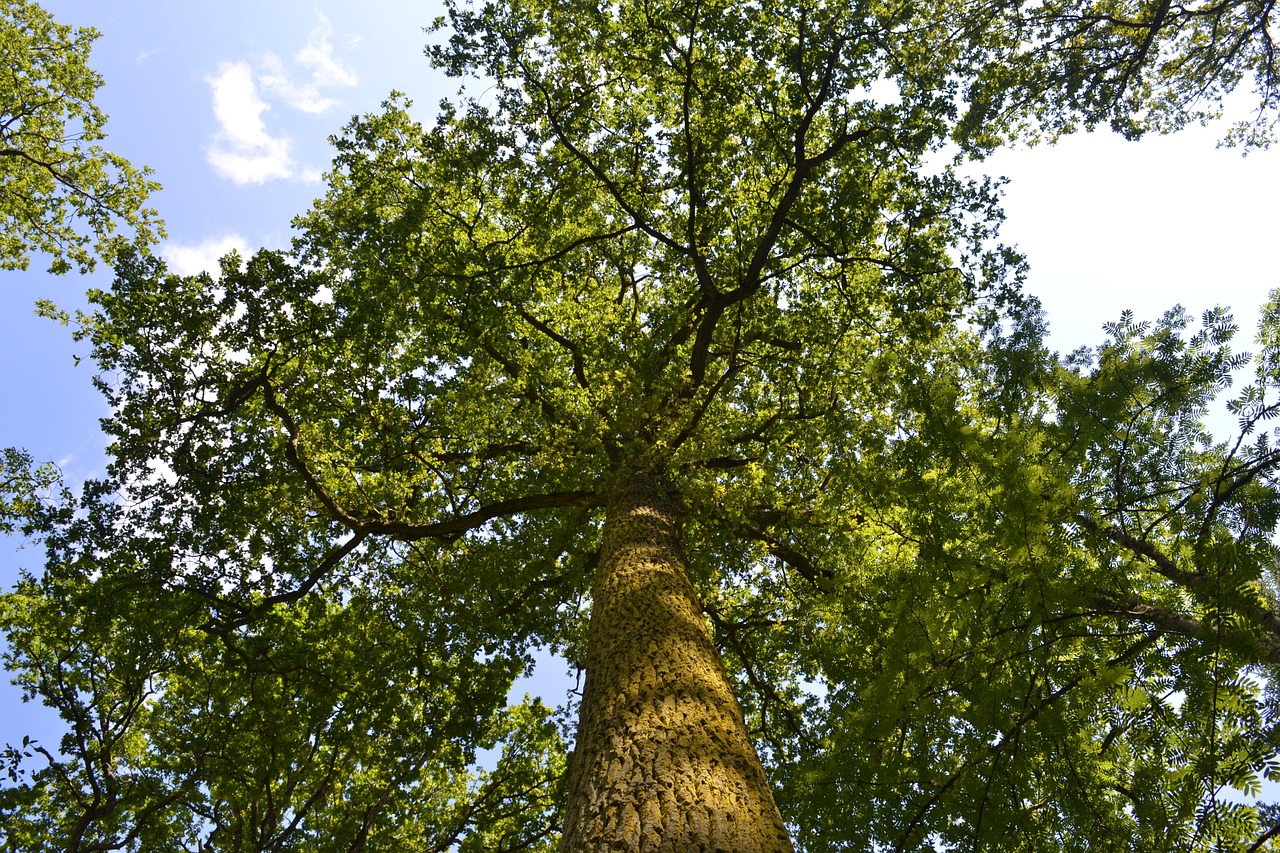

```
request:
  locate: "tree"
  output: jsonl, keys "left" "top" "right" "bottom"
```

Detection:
{"left": 782, "top": 303, "right": 1280, "bottom": 850}
{"left": 961, "top": 0, "right": 1280, "bottom": 147}
{"left": 4, "top": 0, "right": 1280, "bottom": 849}
{"left": 1, "top": 0, "right": 161, "bottom": 274}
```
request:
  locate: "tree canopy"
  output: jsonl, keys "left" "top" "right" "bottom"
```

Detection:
{"left": 0, "top": 0, "right": 161, "bottom": 274}
{"left": 3, "top": 0, "right": 1280, "bottom": 850}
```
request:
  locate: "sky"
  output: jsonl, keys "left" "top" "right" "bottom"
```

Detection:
{"left": 2, "top": 0, "right": 1279, "bottom": 776}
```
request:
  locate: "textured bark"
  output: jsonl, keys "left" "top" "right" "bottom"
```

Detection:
{"left": 561, "top": 472, "right": 794, "bottom": 852}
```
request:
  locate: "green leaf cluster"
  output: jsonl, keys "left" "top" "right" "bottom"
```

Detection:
{"left": 0, "top": 0, "right": 162, "bottom": 274}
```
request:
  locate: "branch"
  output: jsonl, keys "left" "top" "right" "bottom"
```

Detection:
{"left": 0, "top": 145, "right": 131, "bottom": 215}
{"left": 1080, "top": 517, "right": 1280, "bottom": 640}
{"left": 737, "top": 522, "right": 831, "bottom": 585}
{"left": 191, "top": 531, "right": 369, "bottom": 633}
{"left": 515, "top": 305, "right": 589, "bottom": 388}
{"left": 704, "top": 603, "right": 820, "bottom": 752}
{"left": 675, "top": 0, "right": 718, "bottom": 301}
{"left": 261, "top": 380, "right": 367, "bottom": 530}
{"left": 687, "top": 96, "right": 877, "bottom": 386}
{"left": 368, "top": 490, "right": 598, "bottom": 542}
{"left": 423, "top": 223, "right": 638, "bottom": 288}
{"left": 254, "top": 531, "right": 369, "bottom": 609}
{"left": 1248, "top": 820, "right": 1280, "bottom": 853}
{"left": 1099, "top": 0, "right": 1175, "bottom": 116}
{"left": 519, "top": 61, "right": 688, "bottom": 257}
{"left": 892, "top": 631, "right": 1158, "bottom": 852}
{"left": 1089, "top": 589, "right": 1280, "bottom": 667}
{"left": 261, "top": 375, "right": 597, "bottom": 542}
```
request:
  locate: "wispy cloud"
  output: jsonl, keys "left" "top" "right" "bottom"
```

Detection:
{"left": 261, "top": 16, "right": 359, "bottom": 113}
{"left": 205, "top": 14, "right": 358, "bottom": 185}
{"left": 162, "top": 234, "right": 249, "bottom": 276}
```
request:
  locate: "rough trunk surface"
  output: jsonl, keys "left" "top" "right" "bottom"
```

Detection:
{"left": 560, "top": 472, "right": 794, "bottom": 852}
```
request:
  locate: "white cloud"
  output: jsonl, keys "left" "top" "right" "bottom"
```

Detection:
{"left": 260, "top": 14, "right": 359, "bottom": 112}
{"left": 206, "top": 62, "right": 295, "bottom": 184}
{"left": 205, "top": 14, "right": 358, "bottom": 184}
{"left": 162, "top": 234, "right": 249, "bottom": 276}
{"left": 259, "top": 53, "right": 337, "bottom": 114}
{"left": 297, "top": 15, "right": 359, "bottom": 88}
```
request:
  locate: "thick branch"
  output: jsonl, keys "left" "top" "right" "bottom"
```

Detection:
{"left": 261, "top": 375, "right": 597, "bottom": 542}
{"left": 1080, "top": 517, "right": 1280, "bottom": 639}
{"left": 1248, "top": 820, "right": 1280, "bottom": 853}
{"left": 370, "top": 490, "right": 598, "bottom": 541}
{"left": 1107, "top": 0, "right": 1175, "bottom": 112}
{"left": 738, "top": 523, "right": 831, "bottom": 585}
{"left": 1089, "top": 589, "right": 1280, "bottom": 667}
{"left": 687, "top": 94, "right": 875, "bottom": 386}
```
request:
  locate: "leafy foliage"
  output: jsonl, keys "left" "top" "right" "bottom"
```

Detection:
{"left": 4, "top": 0, "right": 1280, "bottom": 849}
{"left": 767, "top": 305, "right": 1280, "bottom": 850}
{"left": 960, "top": 0, "right": 1280, "bottom": 147}
{"left": 0, "top": 0, "right": 161, "bottom": 273}
{"left": 0, "top": 448, "right": 59, "bottom": 535}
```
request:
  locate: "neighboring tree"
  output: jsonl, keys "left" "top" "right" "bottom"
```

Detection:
{"left": 0, "top": 0, "right": 161, "bottom": 274}
{"left": 783, "top": 304, "right": 1280, "bottom": 850}
{"left": 961, "top": 0, "right": 1280, "bottom": 147}
{"left": 3, "top": 0, "right": 1280, "bottom": 850}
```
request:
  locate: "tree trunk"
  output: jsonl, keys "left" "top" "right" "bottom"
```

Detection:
{"left": 560, "top": 472, "right": 794, "bottom": 852}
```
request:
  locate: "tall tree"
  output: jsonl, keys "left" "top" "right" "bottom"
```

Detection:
{"left": 4, "top": 0, "right": 1280, "bottom": 850}
{"left": 0, "top": 0, "right": 161, "bottom": 274}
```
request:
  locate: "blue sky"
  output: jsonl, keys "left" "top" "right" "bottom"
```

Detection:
{"left": 2, "top": 0, "right": 1279, "bottom": 773}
